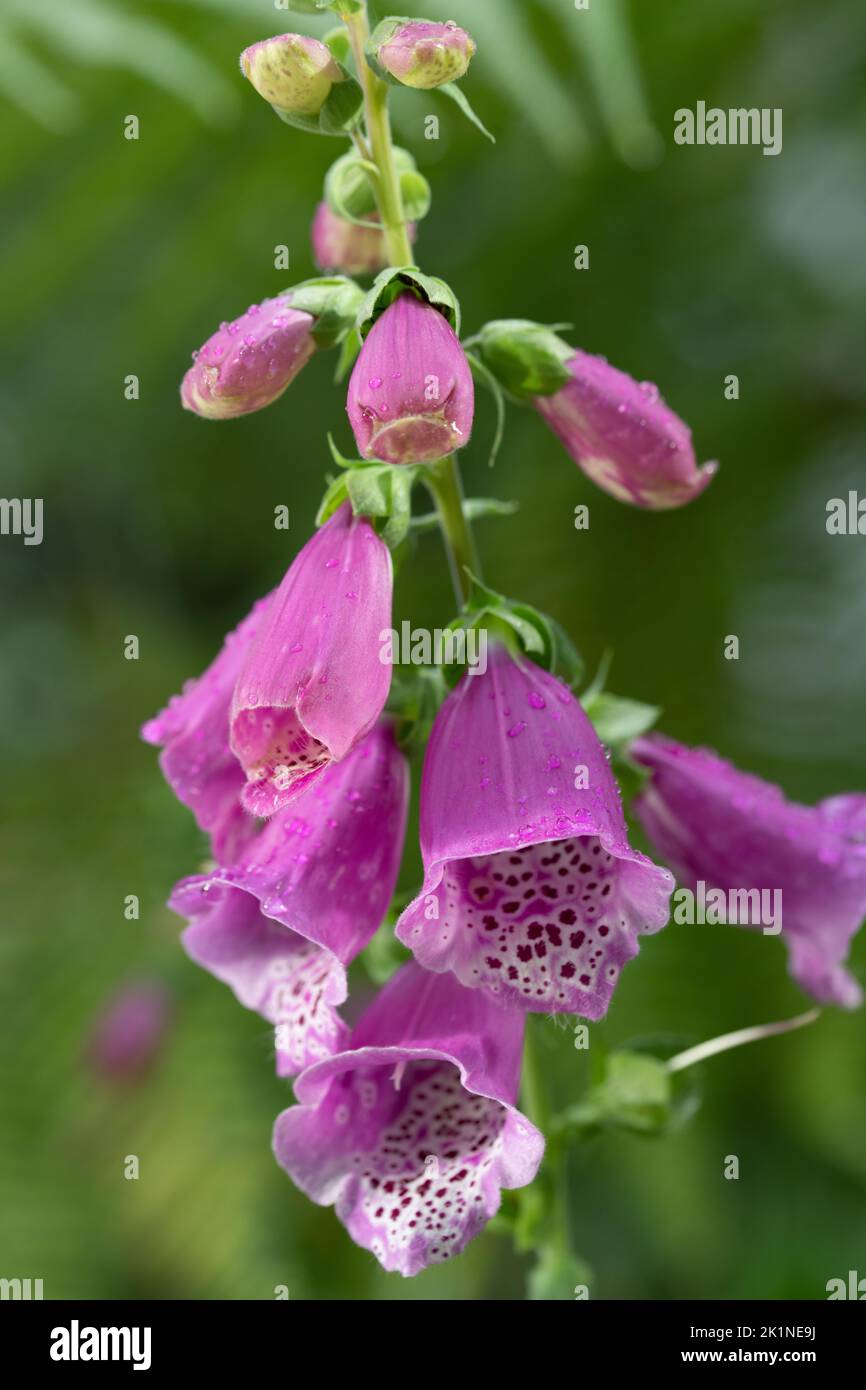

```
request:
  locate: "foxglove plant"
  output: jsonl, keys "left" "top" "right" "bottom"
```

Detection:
{"left": 142, "top": 0, "right": 864, "bottom": 1295}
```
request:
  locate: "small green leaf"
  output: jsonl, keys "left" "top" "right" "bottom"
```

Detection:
{"left": 477, "top": 319, "right": 573, "bottom": 401}
{"left": 547, "top": 617, "right": 585, "bottom": 689}
{"left": 315, "top": 474, "right": 350, "bottom": 527}
{"left": 355, "top": 266, "right": 461, "bottom": 338}
{"left": 318, "top": 75, "right": 364, "bottom": 136}
{"left": 466, "top": 350, "right": 506, "bottom": 469}
{"left": 322, "top": 28, "right": 352, "bottom": 67}
{"left": 334, "top": 326, "right": 362, "bottom": 383}
{"left": 582, "top": 691, "right": 660, "bottom": 747}
{"left": 399, "top": 169, "right": 432, "bottom": 222}
{"left": 287, "top": 276, "right": 365, "bottom": 350}
{"left": 439, "top": 81, "right": 495, "bottom": 143}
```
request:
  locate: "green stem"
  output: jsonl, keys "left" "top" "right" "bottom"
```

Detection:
{"left": 343, "top": 7, "right": 413, "bottom": 266}
{"left": 343, "top": 4, "right": 483, "bottom": 607}
{"left": 522, "top": 1018, "right": 571, "bottom": 1261}
{"left": 425, "top": 457, "right": 482, "bottom": 607}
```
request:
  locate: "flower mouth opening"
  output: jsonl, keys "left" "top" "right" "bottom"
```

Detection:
{"left": 400, "top": 833, "right": 670, "bottom": 1016}
{"left": 367, "top": 413, "right": 463, "bottom": 465}
{"left": 232, "top": 704, "right": 331, "bottom": 815}
{"left": 334, "top": 1059, "right": 507, "bottom": 1273}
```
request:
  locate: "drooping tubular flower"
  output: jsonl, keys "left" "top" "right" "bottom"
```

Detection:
{"left": 141, "top": 594, "right": 272, "bottom": 860}
{"left": 181, "top": 296, "right": 316, "bottom": 421}
{"left": 374, "top": 20, "right": 476, "bottom": 90}
{"left": 346, "top": 291, "right": 474, "bottom": 465}
{"left": 311, "top": 202, "right": 415, "bottom": 277}
{"left": 535, "top": 349, "right": 718, "bottom": 509}
{"left": 631, "top": 733, "right": 866, "bottom": 1008}
{"left": 241, "top": 34, "right": 343, "bottom": 117}
{"left": 396, "top": 644, "right": 674, "bottom": 1015}
{"left": 170, "top": 722, "right": 408, "bottom": 1076}
{"left": 273, "top": 960, "right": 543, "bottom": 1276}
{"left": 231, "top": 503, "right": 393, "bottom": 818}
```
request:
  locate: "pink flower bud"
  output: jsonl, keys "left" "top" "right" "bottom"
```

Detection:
{"left": 181, "top": 297, "right": 316, "bottom": 420}
{"left": 346, "top": 292, "right": 474, "bottom": 465}
{"left": 535, "top": 350, "right": 718, "bottom": 509}
{"left": 311, "top": 201, "right": 416, "bottom": 277}
{"left": 240, "top": 33, "right": 342, "bottom": 116}
{"left": 377, "top": 20, "right": 475, "bottom": 90}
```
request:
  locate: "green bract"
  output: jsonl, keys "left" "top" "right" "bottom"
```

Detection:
{"left": 477, "top": 319, "right": 574, "bottom": 401}
{"left": 285, "top": 276, "right": 365, "bottom": 349}
{"left": 273, "top": 69, "right": 364, "bottom": 137}
{"left": 325, "top": 147, "right": 416, "bottom": 222}
{"left": 354, "top": 265, "right": 461, "bottom": 338}
{"left": 441, "top": 573, "right": 584, "bottom": 690}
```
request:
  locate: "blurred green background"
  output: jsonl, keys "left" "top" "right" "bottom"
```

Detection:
{"left": 2, "top": 0, "right": 865, "bottom": 1301}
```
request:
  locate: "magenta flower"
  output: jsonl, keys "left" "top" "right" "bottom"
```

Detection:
{"left": 87, "top": 980, "right": 172, "bottom": 1082}
{"left": 375, "top": 21, "right": 475, "bottom": 90}
{"left": 241, "top": 34, "right": 343, "bottom": 117}
{"left": 312, "top": 201, "right": 415, "bottom": 277}
{"left": 142, "top": 595, "right": 272, "bottom": 860}
{"left": 395, "top": 645, "right": 673, "bottom": 1015}
{"left": 181, "top": 296, "right": 316, "bottom": 421}
{"left": 230, "top": 504, "right": 393, "bottom": 818}
{"left": 171, "top": 723, "right": 408, "bottom": 1075}
{"left": 535, "top": 349, "right": 718, "bottom": 509}
{"left": 632, "top": 733, "right": 866, "bottom": 1008}
{"left": 273, "top": 960, "right": 543, "bottom": 1275}
{"left": 346, "top": 292, "right": 474, "bottom": 465}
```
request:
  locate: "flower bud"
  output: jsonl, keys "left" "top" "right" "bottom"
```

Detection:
{"left": 346, "top": 291, "right": 474, "bottom": 465}
{"left": 374, "top": 19, "right": 475, "bottom": 90}
{"left": 181, "top": 296, "right": 316, "bottom": 420}
{"left": 312, "top": 202, "right": 416, "bottom": 277}
{"left": 536, "top": 350, "right": 718, "bottom": 510}
{"left": 240, "top": 33, "right": 342, "bottom": 116}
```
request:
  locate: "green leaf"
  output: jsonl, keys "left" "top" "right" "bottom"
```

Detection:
{"left": 581, "top": 691, "right": 660, "bottom": 747}
{"left": 547, "top": 617, "right": 585, "bottom": 688}
{"left": 409, "top": 497, "right": 519, "bottom": 534}
{"left": 466, "top": 350, "right": 506, "bottom": 469}
{"left": 528, "top": 1247, "right": 593, "bottom": 1301}
{"left": 355, "top": 266, "right": 461, "bottom": 338}
{"left": 477, "top": 319, "right": 573, "bottom": 402}
{"left": 315, "top": 474, "right": 350, "bottom": 527}
{"left": 286, "top": 276, "right": 365, "bottom": 350}
{"left": 399, "top": 169, "right": 432, "bottom": 222}
{"left": 439, "top": 81, "right": 495, "bottom": 143}
{"left": 557, "top": 1051, "right": 673, "bottom": 1138}
{"left": 385, "top": 666, "right": 448, "bottom": 755}
{"left": 318, "top": 75, "right": 364, "bottom": 136}
{"left": 322, "top": 28, "right": 352, "bottom": 67}
{"left": 334, "top": 326, "right": 362, "bottom": 384}
{"left": 273, "top": 71, "right": 363, "bottom": 138}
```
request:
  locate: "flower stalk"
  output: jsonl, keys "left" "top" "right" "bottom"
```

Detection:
{"left": 343, "top": 2, "right": 483, "bottom": 601}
